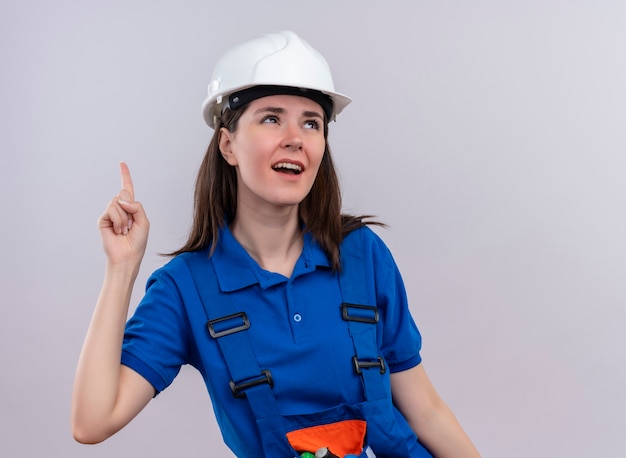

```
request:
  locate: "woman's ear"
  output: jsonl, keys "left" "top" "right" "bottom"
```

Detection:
{"left": 219, "top": 127, "right": 238, "bottom": 166}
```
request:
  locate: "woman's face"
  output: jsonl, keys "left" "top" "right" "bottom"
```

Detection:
{"left": 219, "top": 94, "right": 326, "bottom": 214}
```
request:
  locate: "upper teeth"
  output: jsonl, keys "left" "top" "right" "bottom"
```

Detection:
{"left": 273, "top": 162, "right": 302, "bottom": 172}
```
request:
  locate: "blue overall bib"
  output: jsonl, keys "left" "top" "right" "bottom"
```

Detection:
{"left": 179, "top": 229, "right": 433, "bottom": 457}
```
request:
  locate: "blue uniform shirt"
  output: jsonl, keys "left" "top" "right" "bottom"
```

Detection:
{"left": 122, "top": 225, "right": 423, "bottom": 455}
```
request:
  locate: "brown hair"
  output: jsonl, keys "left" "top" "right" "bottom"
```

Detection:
{"left": 167, "top": 105, "right": 382, "bottom": 270}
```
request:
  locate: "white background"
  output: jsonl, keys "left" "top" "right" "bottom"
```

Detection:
{"left": 1, "top": 1, "right": 625, "bottom": 456}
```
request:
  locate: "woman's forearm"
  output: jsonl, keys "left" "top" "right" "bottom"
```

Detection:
{"left": 411, "top": 397, "right": 480, "bottom": 458}
{"left": 71, "top": 262, "right": 140, "bottom": 442}
{"left": 391, "top": 365, "right": 480, "bottom": 457}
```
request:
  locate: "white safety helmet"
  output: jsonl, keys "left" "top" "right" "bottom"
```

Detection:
{"left": 201, "top": 30, "right": 351, "bottom": 129}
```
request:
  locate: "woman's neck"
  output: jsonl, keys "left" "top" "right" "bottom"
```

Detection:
{"left": 230, "top": 206, "right": 303, "bottom": 277}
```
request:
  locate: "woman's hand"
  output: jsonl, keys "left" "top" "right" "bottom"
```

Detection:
{"left": 98, "top": 162, "right": 149, "bottom": 266}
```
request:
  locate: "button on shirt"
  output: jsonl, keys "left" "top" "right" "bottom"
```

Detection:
{"left": 121, "top": 225, "right": 422, "bottom": 456}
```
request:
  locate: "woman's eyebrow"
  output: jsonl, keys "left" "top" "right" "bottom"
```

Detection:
{"left": 253, "top": 106, "right": 285, "bottom": 115}
{"left": 252, "top": 107, "right": 323, "bottom": 119}
{"left": 302, "top": 110, "right": 323, "bottom": 119}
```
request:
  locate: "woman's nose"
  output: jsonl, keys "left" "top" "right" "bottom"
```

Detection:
{"left": 281, "top": 123, "right": 303, "bottom": 150}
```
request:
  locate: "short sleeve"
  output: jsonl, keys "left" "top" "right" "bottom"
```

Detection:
{"left": 367, "top": 230, "right": 423, "bottom": 373}
{"left": 121, "top": 266, "right": 192, "bottom": 393}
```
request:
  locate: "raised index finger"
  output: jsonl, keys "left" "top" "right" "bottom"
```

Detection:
{"left": 119, "top": 161, "right": 135, "bottom": 202}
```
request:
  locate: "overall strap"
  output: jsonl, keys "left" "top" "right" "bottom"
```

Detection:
{"left": 180, "top": 252, "right": 292, "bottom": 455}
{"left": 339, "top": 229, "right": 388, "bottom": 402}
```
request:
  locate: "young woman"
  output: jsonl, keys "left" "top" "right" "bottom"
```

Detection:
{"left": 71, "top": 31, "right": 480, "bottom": 457}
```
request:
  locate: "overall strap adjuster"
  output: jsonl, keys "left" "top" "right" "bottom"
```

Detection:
{"left": 230, "top": 369, "right": 274, "bottom": 398}
{"left": 341, "top": 303, "right": 379, "bottom": 324}
{"left": 207, "top": 312, "right": 250, "bottom": 338}
{"left": 352, "top": 356, "right": 386, "bottom": 375}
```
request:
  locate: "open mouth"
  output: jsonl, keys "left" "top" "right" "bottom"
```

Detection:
{"left": 272, "top": 162, "right": 303, "bottom": 175}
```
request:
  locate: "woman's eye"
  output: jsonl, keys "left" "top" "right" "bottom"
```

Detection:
{"left": 262, "top": 115, "right": 279, "bottom": 124}
{"left": 304, "top": 120, "right": 320, "bottom": 130}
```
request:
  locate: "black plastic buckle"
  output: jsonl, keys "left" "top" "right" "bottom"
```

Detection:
{"left": 352, "top": 356, "right": 386, "bottom": 375}
{"left": 230, "top": 370, "right": 274, "bottom": 398}
{"left": 341, "top": 303, "right": 379, "bottom": 324}
{"left": 207, "top": 312, "right": 250, "bottom": 338}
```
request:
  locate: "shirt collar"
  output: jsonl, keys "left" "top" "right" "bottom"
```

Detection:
{"left": 211, "top": 224, "right": 331, "bottom": 292}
